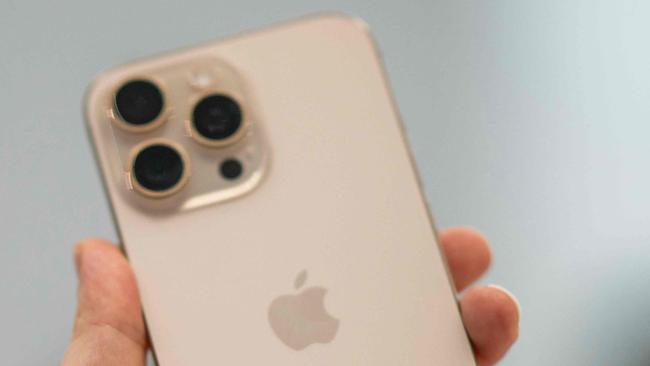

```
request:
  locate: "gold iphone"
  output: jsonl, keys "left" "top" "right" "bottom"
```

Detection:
{"left": 85, "top": 14, "right": 476, "bottom": 365}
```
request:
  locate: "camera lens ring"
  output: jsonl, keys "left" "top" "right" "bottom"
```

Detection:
{"left": 128, "top": 139, "right": 191, "bottom": 198}
{"left": 112, "top": 78, "right": 170, "bottom": 133}
{"left": 188, "top": 93, "right": 248, "bottom": 147}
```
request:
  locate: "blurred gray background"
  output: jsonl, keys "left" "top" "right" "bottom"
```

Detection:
{"left": 1, "top": 1, "right": 649, "bottom": 365}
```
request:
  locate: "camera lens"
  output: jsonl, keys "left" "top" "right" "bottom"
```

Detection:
{"left": 192, "top": 94, "right": 242, "bottom": 142}
{"left": 132, "top": 144, "right": 186, "bottom": 194}
{"left": 115, "top": 80, "right": 164, "bottom": 126}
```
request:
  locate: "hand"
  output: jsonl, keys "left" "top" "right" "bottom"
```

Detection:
{"left": 62, "top": 228, "right": 519, "bottom": 366}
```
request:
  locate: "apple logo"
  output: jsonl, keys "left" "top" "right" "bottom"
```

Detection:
{"left": 268, "top": 270, "right": 340, "bottom": 351}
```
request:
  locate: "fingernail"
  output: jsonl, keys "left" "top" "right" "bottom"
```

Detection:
{"left": 487, "top": 284, "right": 521, "bottom": 316}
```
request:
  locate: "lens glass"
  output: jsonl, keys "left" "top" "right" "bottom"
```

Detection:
{"left": 192, "top": 94, "right": 242, "bottom": 141}
{"left": 220, "top": 159, "right": 243, "bottom": 180}
{"left": 115, "top": 80, "right": 164, "bottom": 125}
{"left": 133, "top": 144, "right": 184, "bottom": 192}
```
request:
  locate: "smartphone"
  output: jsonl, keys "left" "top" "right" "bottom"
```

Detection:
{"left": 84, "top": 13, "right": 476, "bottom": 365}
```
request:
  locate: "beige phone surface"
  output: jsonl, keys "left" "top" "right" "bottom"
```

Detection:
{"left": 85, "top": 14, "right": 476, "bottom": 365}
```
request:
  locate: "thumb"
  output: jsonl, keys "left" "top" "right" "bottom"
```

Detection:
{"left": 62, "top": 239, "right": 148, "bottom": 366}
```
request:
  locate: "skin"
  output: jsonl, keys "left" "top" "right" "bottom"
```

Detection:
{"left": 62, "top": 227, "right": 519, "bottom": 366}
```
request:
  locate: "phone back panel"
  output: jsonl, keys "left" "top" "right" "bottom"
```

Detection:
{"left": 86, "top": 14, "right": 476, "bottom": 366}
